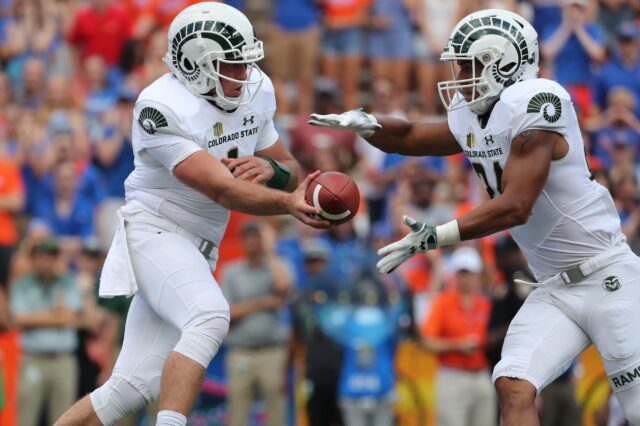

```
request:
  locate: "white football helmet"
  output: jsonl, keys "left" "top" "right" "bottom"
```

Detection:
{"left": 438, "top": 9, "right": 539, "bottom": 115}
{"left": 163, "top": 2, "right": 264, "bottom": 109}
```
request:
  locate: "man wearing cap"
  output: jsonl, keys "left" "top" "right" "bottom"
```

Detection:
{"left": 593, "top": 21, "right": 640, "bottom": 118}
{"left": 295, "top": 239, "right": 344, "bottom": 426}
{"left": 221, "top": 221, "right": 292, "bottom": 426}
{"left": 420, "top": 246, "right": 495, "bottom": 426}
{"left": 9, "top": 238, "right": 82, "bottom": 426}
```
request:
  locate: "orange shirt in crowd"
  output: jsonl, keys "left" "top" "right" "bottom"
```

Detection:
{"left": 0, "top": 158, "right": 24, "bottom": 246}
{"left": 323, "top": 0, "right": 370, "bottom": 28}
{"left": 421, "top": 287, "right": 492, "bottom": 371}
{"left": 128, "top": 0, "right": 215, "bottom": 31}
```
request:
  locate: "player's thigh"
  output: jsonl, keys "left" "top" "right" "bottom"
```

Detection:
{"left": 127, "top": 230, "right": 229, "bottom": 330}
{"left": 113, "top": 294, "right": 180, "bottom": 399}
{"left": 585, "top": 254, "right": 640, "bottom": 416}
{"left": 493, "top": 287, "right": 591, "bottom": 391}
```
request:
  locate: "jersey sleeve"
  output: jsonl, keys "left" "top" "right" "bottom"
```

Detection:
{"left": 505, "top": 82, "right": 574, "bottom": 139}
{"left": 133, "top": 100, "right": 202, "bottom": 172}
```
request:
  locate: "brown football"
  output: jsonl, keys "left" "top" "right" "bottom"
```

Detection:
{"left": 305, "top": 172, "right": 360, "bottom": 225}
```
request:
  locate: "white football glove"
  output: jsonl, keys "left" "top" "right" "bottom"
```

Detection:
{"left": 308, "top": 109, "right": 382, "bottom": 138}
{"left": 376, "top": 215, "right": 438, "bottom": 274}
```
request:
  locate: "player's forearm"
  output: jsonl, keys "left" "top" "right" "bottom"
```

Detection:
{"left": 212, "top": 177, "right": 292, "bottom": 216}
{"left": 368, "top": 116, "right": 460, "bottom": 156}
{"left": 280, "top": 158, "right": 300, "bottom": 192}
{"left": 457, "top": 196, "right": 532, "bottom": 240}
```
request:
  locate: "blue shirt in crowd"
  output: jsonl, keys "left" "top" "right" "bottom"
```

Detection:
{"left": 542, "top": 23, "right": 604, "bottom": 86}
{"left": 273, "top": 0, "right": 319, "bottom": 31}
{"left": 593, "top": 53, "right": 640, "bottom": 116}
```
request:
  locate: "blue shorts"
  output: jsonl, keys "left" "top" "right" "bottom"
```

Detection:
{"left": 321, "top": 27, "right": 364, "bottom": 57}
{"left": 368, "top": 27, "right": 414, "bottom": 60}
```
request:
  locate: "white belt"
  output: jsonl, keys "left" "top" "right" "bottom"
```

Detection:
{"left": 515, "top": 243, "right": 630, "bottom": 288}
{"left": 125, "top": 210, "right": 219, "bottom": 263}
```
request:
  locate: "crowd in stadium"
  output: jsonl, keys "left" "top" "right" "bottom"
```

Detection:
{"left": 0, "top": 0, "right": 639, "bottom": 425}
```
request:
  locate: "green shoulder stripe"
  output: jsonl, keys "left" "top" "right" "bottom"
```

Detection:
{"left": 138, "top": 107, "right": 168, "bottom": 135}
{"left": 527, "top": 92, "right": 562, "bottom": 123}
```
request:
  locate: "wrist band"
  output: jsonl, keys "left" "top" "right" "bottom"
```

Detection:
{"left": 435, "top": 219, "right": 461, "bottom": 247}
{"left": 260, "top": 156, "right": 291, "bottom": 190}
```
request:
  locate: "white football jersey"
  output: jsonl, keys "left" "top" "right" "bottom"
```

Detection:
{"left": 448, "top": 78, "right": 625, "bottom": 280}
{"left": 124, "top": 71, "right": 279, "bottom": 253}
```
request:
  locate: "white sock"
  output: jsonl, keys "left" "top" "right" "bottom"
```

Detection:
{"left": 156, "top": 410, "right": 187, "bottom": 426}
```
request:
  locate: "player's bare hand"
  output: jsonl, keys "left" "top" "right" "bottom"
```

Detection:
{"left": 287, "top": 171, "right": 331, "bottom": 229}
{"left": 222, "top": 155, "right": 274, "bottom": 184}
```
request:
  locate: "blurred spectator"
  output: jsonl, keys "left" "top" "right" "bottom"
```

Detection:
{"left": 32, "top": 161, "right": 102, "bottom": 259}
{"left": 597, "top": 0, "right": 637, "bottom": 51}
{"left": 9, "top": 237, "right": 81, "bottom": 426}
{"left": 413, "top": 0, "right": 464, "bottom": 114}
{"left": 357, "top": 77, "right": 410, "bottom": 225}
{"left": 130, "top": 29, "right": 167, "bottom": 90}
{"left": 290, "top": 78, "right": 358, "bottom": 176}
{"left": 388, "top": 161, "right": 454, "bottom": 237}
{"left": 541, "top": 0, "right": 605, "bottom": 116}
{"left": 0, "top": 137, "right": 24, "bottom": 289}
{"left": 529, "top": 0, "right": 563, "bottom": 36}
{"left": 320, "top": 0, "right": 370, "bottom": 110}
{"left": 539, "top": 368, "right": 583, "bottom": 426}
{"left": 14, "top": 56, "right": 46, "bottom": 109}
{"left": 222, "top": 221, "right": 292, "bottom": 426}
{"left": 78, "top": 55, "right": 119, "bottom": 135}
{"left": 367, "top": 0, "right": 413, "bottom": 107}
{"left": 293, "top": 239, "right": 344, "bottom": 426}
{"left": 595, "top": 391, "right": 630, "bottom": 426}
{"left": 485, "top": 235, "right": 532, "bottom": 370}
{"left": 92, "top": 87, "right": 135, "bottom": 199}
{"left": 420, "top": 246, "right": 496, "bottom": 426}
{"left": 590, "top": 87, "right": 640, "bottom": 174}
{"left": 313, "top": 267, "right": 405, "bottom": 426}
{"left": 67, "top": 0, "right": 133, "bottom": 66}
{"left": 268, "top": 0, "right": 321, "bottom": 115}
{"left": 593, "top": 22, "right": 640, "bottom": 117}
{"left": 2, "top": 0, "right": 57, "bottom": 73}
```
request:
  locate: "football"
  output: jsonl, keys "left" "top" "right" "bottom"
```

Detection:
{"left": 305, "top": 172, "right": 360, "bottom": 225}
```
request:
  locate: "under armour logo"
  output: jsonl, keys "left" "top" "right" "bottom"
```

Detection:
{"left": 484, "top": 135, "right": 495, "bottom": 145}
{"left": 242, "top": 115, "right": 255, "bottom": 126}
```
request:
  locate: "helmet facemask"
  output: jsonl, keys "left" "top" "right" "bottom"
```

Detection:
{"left": 438, "top": 47, "right": 504, "bottom": 115}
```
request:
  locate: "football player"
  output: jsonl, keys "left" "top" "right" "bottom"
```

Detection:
{"left": 309, "top": 9, "right": 640, "bottom": 426}
{"left": 56, "top": 3, "right": 329, "bottom": 426}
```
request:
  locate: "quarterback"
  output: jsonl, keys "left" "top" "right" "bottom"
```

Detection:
{"left": 310, "top": 9, "right": 640, "bottom": 426}
{"left": 56, "top": 3, "right": 329, "bottom": 426}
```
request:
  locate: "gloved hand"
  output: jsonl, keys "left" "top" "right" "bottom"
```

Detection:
{"left": 308, "top": 109, "right": 382, "bottom": 138}
{"left": 376, "top": 215, "right": 438, "bottom": 273}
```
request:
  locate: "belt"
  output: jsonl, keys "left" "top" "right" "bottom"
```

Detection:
{"left": 233, "top": 342, "right": 282, "bottom": 351}
{"left": 126, "top": 210, "right": 218, "bottom": 262}
{"left": 515, "top": 243, "right": 630, "bottom": 287}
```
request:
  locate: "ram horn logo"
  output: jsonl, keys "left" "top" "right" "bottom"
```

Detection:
{"left": 138, "top": 107, "right": 168, "bottom": 135}
{"left": 602, "top": 275, "right": 621, "bottom": 292}
{"left": 527, "top": 92, "right": 562, "bottom": 123}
